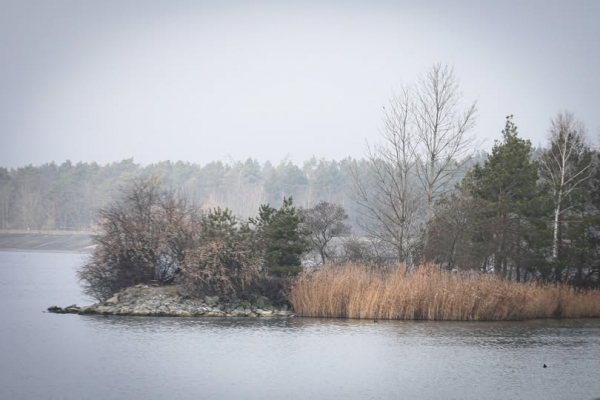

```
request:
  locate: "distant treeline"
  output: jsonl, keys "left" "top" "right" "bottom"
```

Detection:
{"left": 6, "top": 62, "right": 600, "bottom": 294}
{"left": 0, "top": 156, "right": 482, "bottom": 232}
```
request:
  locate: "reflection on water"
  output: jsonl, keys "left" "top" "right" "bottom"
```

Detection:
{"left": 2, "top": 251, "right": 600, "bottom": 400}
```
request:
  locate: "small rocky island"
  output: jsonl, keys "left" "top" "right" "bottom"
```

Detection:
{"left": 48, "top": 285, "right": 294, "bottom": 318}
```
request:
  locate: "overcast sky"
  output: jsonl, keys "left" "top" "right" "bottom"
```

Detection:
{"left": 1, "top": 0, "right": 598, "bottom": 168}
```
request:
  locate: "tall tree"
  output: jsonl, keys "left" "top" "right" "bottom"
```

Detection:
{"left": 414, "top": 63, "right": 478, "bottom": 232}
{"left": 352, "top": 88, "right": 422, "bottom": 266}
{"left": 539, "top": 111, "right": 593, "bottom": 262}
{"left": 463, "top": 116, "right": 543, "bottom": 277}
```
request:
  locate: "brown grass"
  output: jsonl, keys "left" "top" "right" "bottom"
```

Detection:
{"left": 290, "top": 263, "right": 600, "bottom": 320}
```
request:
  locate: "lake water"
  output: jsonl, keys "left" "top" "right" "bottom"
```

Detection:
{"left": 1, "top": 251, "right": 600, "bottom": 400}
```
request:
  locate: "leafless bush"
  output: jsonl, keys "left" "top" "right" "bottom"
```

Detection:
{"left": 178, "top": 239, "right": 262, "bottom": 296}
{"left": 78, "top": 176, "right": 202, "bottom": 300}
{"left": 340, "top": 237, "right": 398, "bottom": 267}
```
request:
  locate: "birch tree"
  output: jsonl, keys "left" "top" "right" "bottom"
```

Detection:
{"left": 539, "top": 111, "right": 593, "bottom": 261}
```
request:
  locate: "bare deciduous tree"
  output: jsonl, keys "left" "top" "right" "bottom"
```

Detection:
{"left": 352, "top": 64, "right": 477, "bottom": 265}
{"left": 340, "top": 237, "right": 397, "bottom": 266}
{"left": 300, "top": 201, "right": 351, "bottom": 264}
{"left": 414, "top": 63, "right": 477, "bottom": 229}
{"left": 352, "top": 88, "right": 422, "bottom": 267}
{"left": 539, "top": 111, "right": 593, "bottom": 260}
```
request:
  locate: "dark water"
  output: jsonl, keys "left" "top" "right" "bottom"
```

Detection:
{"left": 1, "top": 252, "right": 600, "bottom": 400}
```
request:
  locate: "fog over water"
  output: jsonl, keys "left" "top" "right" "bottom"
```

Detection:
{"left": 1, "top": 0, "right": 599, "bottom": 168}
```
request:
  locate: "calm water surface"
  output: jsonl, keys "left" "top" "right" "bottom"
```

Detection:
{"left": 1, "top": 251, "right": 599, "bottom": 400}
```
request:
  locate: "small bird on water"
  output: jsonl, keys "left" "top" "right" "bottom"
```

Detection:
{"left": 543, "top": 364, "right": 547, "bottom": 368}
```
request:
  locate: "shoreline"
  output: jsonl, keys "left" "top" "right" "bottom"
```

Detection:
{"left": 47, "top": 283, "right": 600, "bottom": 322}
{"left": 0, "top": 248, "right": 92, "bottom": 254}
{"left": 48, "top": 284, "right": 294, "bottom": 318}
{"left": 0, "top": 231, "right": 93, "bottom": 253}
{"left": 0, "top": 229, "right": 93, "bottom": 235}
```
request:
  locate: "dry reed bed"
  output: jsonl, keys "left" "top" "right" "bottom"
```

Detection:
{"left": 289, "top": 263, "right": 600, "bottom": 321}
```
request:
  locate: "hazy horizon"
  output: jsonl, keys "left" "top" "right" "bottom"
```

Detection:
{"left": 2, "top": 0, "right": 599, "bottom": 169}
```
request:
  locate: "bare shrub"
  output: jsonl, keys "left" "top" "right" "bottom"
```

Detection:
{"left": 340, "top": 237, "right": 398, "bottom": 267}
{"left": 178, "top": 239, "right": 262, "bottom": 296}
{"left": 78, "top": 176, "right": 202, "bottom": 300}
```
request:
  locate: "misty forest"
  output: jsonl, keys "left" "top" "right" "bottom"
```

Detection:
{"left": 4, "top": 64, "right": 600, "bottom": 323}
{"left": 4, "top": 2, "right": 600, "bottom": 399}
{"left": 4, "top": 66, "right": 600, "bottom": 292}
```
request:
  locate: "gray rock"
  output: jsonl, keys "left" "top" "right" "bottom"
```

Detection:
{"left": 276, "top": 310, "right": 293, "bottom": 317}
{"left": 105, "top": 294, "right": 119, "bottom": 305}
{"left": 95, "top": 306, "right": 111, "bottom": 315}
{"left": 206, "top": 310, "right": 225, "bottom": 317}
{"left": 205, "top": 295, "right": 220, "bottom": 306}
{"left": 255, "top": 297, "right": 265, "bottom": 308}
{"left": 256, "top": 309, "right": 273, "bottom": 316}
{"left": 175, "top": 310, "right": 192, "bottom": 317}
{"left": 49, "top": 284, "right": 295, "bottom": 319}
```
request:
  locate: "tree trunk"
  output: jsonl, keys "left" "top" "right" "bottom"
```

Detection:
{"left": 552, "top": 192, "right": 562, "bottom": 260}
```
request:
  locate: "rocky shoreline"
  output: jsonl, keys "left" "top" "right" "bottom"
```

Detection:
{"left": 47, "top": 284, "right": 294, "bottom": 318}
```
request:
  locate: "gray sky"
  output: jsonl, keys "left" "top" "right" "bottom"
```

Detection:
{"left": 1, "top": 0, "right": 599, "bottom": 168}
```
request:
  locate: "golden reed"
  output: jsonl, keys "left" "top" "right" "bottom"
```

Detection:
{"left": 290, "top": 263, "right": 600, "bottom": 320}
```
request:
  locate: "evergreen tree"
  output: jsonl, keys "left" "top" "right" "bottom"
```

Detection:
{"left": 204, "top": 207, "right": 240, "bottom": 241}
{"left": 462, "top": 116, "right": 547, "bottom": 278}
{"left": 250, "top": 197, "right": 309, "bottom": 276}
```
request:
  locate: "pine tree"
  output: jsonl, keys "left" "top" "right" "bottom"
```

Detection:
{"left": 463, "top": 115, "right": 546, "bottom": 278}
{"left": 250, "top": 197, "right": 309, "bottom": 276}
